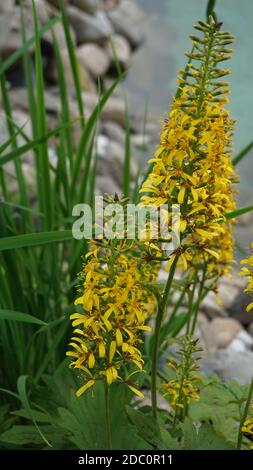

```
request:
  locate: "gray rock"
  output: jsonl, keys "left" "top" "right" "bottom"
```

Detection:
{"left": 206, "top": 318, "right": 243, "bottom": 350}
{"left": 107, "top": 0, "right": 145, "bottom": 48}
{"left": 105, "top": 34, "right": 131, "bottom": 69}
{"left": 66, "top": 6, "right": 113, "bottom": 44}
{"left": 71, "top": 0, "right": 100, "bottom": 15}
{"left": 227, "top": 290, "right": 253, "bottom": 326}
{"left": 0, "top": 0, "right": 14, "bottom": 13}
{"left": 96, "top": 135, "right": 137, "bottom": 185}
{"left": 77, "top": 43, "right": 110, "bottom": 76}
{"left": 200, "top": 350, "right": 253, "bottom": 384}
{"left": 82, "top": 92, "right": 126, "bottom": 126}
{"left": 100, "top": 121, "right": 125, "bottom": 145}
{"left": 96, "top": 175, "right": 121, "bottom": 196}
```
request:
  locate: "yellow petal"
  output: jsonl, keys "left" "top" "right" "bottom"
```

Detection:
{"left": 128, "top": 385, "right": 144, "bottom": 398}
{"left": 88, "top": 353, "right": 95, "bottom": 368}
{"left": 178, "top": 187, "right": 185, "bottom": 204}
{"left": 76, "top": 379, "right": 95, "bottom": 397}
{"left": 116, "top": 328, "right": 123, "bottom": 346}
{"left": 246, "top": 302, "right": 253, "bottom": 312}
{"left": 109, "top": 341, "right": 116, "bottom": 362}
{"left": 99, "top": 342, "right": 105, "bottom": 358}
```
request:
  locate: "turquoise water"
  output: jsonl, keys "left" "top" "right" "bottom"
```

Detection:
{"left": 124, "top": 0, "right": 253, "bottom": 248}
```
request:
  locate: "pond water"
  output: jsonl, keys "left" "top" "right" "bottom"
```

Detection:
{"left": 124, "top": 0, "right": 253, "bottom": 250}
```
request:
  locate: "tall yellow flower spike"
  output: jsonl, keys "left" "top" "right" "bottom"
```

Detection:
{"left": 67, "top": 230, "right": 158, "bottom": 398}
{"left": 140, "top": 17, "right": 238, "bottom": 286}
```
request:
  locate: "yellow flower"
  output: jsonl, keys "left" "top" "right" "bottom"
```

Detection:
{"left": 139, "top": 19, "right": 237, "bottom": 288}
{"left": 67, "top": 232, "right": 158, "bottom": 398}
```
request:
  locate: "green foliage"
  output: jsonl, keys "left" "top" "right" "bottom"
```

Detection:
{"left": 0, "top": 366, "right": 149, "bottom": 450}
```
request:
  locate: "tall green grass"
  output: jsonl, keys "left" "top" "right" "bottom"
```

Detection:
{"left": 0, "top": 1, "right": 126, "bottom": 393}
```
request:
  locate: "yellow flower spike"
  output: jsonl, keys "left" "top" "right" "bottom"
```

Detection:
{"left": 76, "top": 379, "right": 95, "bottom": 397}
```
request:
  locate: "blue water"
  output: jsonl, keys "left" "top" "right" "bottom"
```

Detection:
{"left": 124, "top": 0, "right": 253, "bottom": 249}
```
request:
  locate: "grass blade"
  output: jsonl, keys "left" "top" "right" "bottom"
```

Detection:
{"left": 232, "top": 140, "right": 253, "bottom": 166}
{"left": 0, "top": 309, "right": 47, "bottom": 326}
{"left": 0, "top": 230, "right": 73, "bottom": 251}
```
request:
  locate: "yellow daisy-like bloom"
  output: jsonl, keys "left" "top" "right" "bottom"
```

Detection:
{"left": 140, "top": 18, "right": 238, "bottom": 285}
{"left": 67, "top": 238, "right": 158, "bottom": 398}
{"left": 240, "top": 243, "right": 253, "bottom": 312}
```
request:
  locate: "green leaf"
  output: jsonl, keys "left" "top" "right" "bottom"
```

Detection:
{"left": 232, "top": 140, "right": 253, "bottom": 166}
{"left": 126, "top": 406, "right": 180, "bottom": 449}
{"left": 181, "top": 418, "right": 233, "bottom": 450}
{"left": 0, "top": 425, "right": 59, "bottom": 447}
{"left": 0, "top": 230, "right": 73, "bottom": 251}
{"left": 0, "top": 309, "right": 47, "bottom": 326}
{"left": 225, "top": 205, "right": 253, "bottom": 220}
{"left": 206, "top": 0, "right": 216, "bottom": 19}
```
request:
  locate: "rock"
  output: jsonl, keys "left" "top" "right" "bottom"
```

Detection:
{"left": 131, "top": 133, "right": 151, "bottom": 149}
{"left": 0, "top": 0, "right": 14, "bottom": 12}
{"left": 226, "top": 338, "right": 247, "bottom": 353}
{"left": 200, "top": 291, "right": 226, "bottom": 319}
{"left": 71, "top": 0, "right": 100, "bottom": 15}
{"left": 82, "top": 92, "right": 126, "bottom": 126}
{"left": 55, "top": 48, "right": 95, "bottom": 92}
{"left": 96, "top": 135, "right": 137, "bottom": 185}
{"left": 96, "top": 175, "right": 121, "bottom": 196}
{"left": 227, "top": 290, "right": 253, "bottom": 326}
{"left": 205, "top": 318, "right": 243, "bottom": 350}
{"left": 66, "top": 6, "right": 113, "bottom": 44}
{"left": 105, "top": 34, "right": 131, "bottom": 69}
{"left": 77, "top": 43, "right": 110, "bottom": 77}
{"left": 0, "top": 8, "right": 33, "bottom": 58}
{"left": 100, "top": 121, "right": 125, "bottom": 145}
{"left": 248, "top": 322, "right": 253, "bottom": 337}
{"left": 200, "top": 350, "right": 253, "bottom": 384}
{"left": 107, "top": 0, "right": 145, "bottom": 48}
{"left": 235, "top": 330, "right": 253, "bottom": 349}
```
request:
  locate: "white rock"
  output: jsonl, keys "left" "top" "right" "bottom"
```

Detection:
{"left": 105, "top": 34, "right": 131, "bottom": 68}
{"left": 77, "top": 43, "right": 110, "bottom": 76}
{"left": 200, "top": 350, "right": 253, "bottom": 384}
{"left": 66, "top": 6, "right": 113, "bottom": 44}
{"left": 107, "top": 0, "right": 145, "bottom": 48}
{"left": 236, "top": 330, "right": 253, "bottom": 349}
{"left": 226, "top": 338, "right": 247, "bottom": 353}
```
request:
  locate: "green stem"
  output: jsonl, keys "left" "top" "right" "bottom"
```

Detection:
{"left": 190, "top": 265, "right": 207, "bottom": 335}
{"left": 104, "top": 380, "right": 112, "bottom": 450}
{"left": 237, "top": 376, "right": 253, "bottom": 450}
{"left": 151, "top": 254, "right": 179, "bottom": 419}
